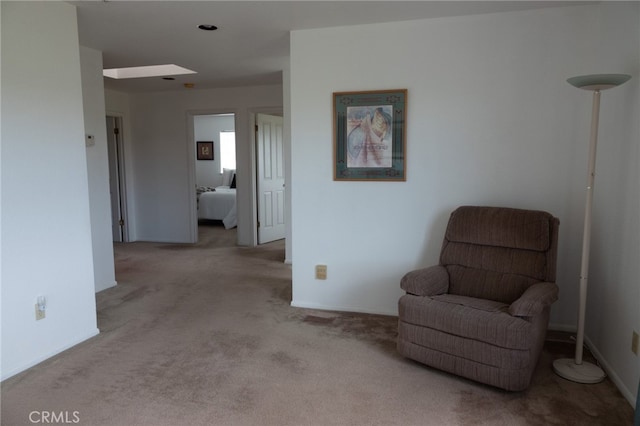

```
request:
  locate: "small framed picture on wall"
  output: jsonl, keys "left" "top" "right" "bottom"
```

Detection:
{"left": 197, "top": 141, "right": 214, "bottom": 160}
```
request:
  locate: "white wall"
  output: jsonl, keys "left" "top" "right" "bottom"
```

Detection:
{"left": 584, "top": 2, "right": 640, "bottom": 406}
{"left": 1, "top": 2, "right": 99, "bottom": 379}
{"left": 80, "top": 46, "right": 117, "bottom": 293}
{"left": 106, "top": 85, "right": 282, "bottom": 245}
{"left": 194, "top": 114, "right": 235, "bottom": 187}
{"left": 290, "top": 4, "right": 638, "bottom": 404}
{"left": 291, "top": 5, "right": 594, "bottom": 317}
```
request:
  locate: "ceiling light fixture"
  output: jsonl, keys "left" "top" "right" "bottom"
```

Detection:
{"left": 198, "top": 24, "right": 218, "bottom": 31}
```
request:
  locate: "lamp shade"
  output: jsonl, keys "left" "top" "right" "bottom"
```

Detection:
{"left": 567, "top": 73, "right": 631, "bottom": 91}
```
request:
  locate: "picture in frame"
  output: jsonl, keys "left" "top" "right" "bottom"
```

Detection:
{"left": 333, "top": 89, "right": 407, "bottom": 181}
{"left": 197, "top": 141, "right": 214, "bottom": 160}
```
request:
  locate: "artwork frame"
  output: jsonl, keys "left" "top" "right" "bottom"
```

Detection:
{"left": 333, "top": 89, "right": 407, "bottom": 181}
{"left": 197, "top": 141, "right": 214, "bottom": 160}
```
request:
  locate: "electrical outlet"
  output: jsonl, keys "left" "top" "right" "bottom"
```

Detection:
{"left": 632, "top": 331, "right": 639, "bottom": 356}
{"left": 35, "top": 304, "right": 45, "bottom": 321}
{"left": 315, "top": 265, "right": 327, "bottom": 280}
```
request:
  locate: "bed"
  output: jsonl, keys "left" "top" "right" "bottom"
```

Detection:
{"left": 197, "top": 186, "right": 237, "bottom": 229}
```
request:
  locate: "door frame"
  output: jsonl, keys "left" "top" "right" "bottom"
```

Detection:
{"left": 185, "top": 107, "right": 284, "bottom": 247}
{"left": 106, "top": 114, "right": 130, "bottom": 242}
{"left": 186, "top": 109, "right": 239, "bottom": 243}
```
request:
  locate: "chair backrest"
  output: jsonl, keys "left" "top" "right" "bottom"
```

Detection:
{"left": 439, "top": 206, "right": 559, "bottom": 304}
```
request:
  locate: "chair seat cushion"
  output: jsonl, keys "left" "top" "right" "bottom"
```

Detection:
{"left": 432, "top": 294, "right": 508, "bottom": 312}
{"left": 398, "top": 294, "right": 532, "bottom": 350}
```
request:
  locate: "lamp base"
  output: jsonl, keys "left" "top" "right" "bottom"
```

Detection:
{"left": 552, "top": 358, "right": 605, "bottom": 384}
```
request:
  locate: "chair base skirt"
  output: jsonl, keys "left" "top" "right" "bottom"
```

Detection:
{"left": 397, "top": 333, "right": 534, "bottom": 392}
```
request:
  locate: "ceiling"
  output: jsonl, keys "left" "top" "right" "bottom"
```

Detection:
{"left": 72, "top": 1, "right": 590, "bottom": 93}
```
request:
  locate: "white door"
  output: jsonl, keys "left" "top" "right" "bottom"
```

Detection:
{"left": 256, "top": 114, "right": 285, "bottom": 244}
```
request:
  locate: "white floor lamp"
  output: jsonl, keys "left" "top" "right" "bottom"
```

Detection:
{"left": 553, "top": 73, "right": 631, "bottom": 383}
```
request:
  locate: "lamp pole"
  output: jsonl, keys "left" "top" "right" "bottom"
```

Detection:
{"left": 574, "top": 87, "right": 599, "bottom": 368}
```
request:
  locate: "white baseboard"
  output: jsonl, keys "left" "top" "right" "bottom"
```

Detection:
{"left": 96, "top": 280, "right": 117, "bottom": 293}
{"left": 548, "top": 322, "right": 576, "bottom": 333}
{"left": 1, "top": 328, "right": 100, "bottom": 382}
{"left": 290, "top": 300, "right": 397, "bottom": 317}
{"left": 583, "top": 335, "right": 637, "bottom": 408}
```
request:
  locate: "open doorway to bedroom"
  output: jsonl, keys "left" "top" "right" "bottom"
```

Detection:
{"left": 192, "top": 113, "right": 237, "bottom": 240}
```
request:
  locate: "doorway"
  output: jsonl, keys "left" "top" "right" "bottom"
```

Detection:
{"left": 191, "top": 113, "right": 237, "bottom": 241}
{"left": 193, "top": 114, "right": 236, "bottom": 187}
{"left": 187, "top": 109, "right": 284, "bottom": 247}
{"left": 106, "top": 115, "right": 127, "bottom": 242}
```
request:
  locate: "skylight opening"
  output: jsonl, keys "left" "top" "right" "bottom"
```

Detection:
{"left": 103, "top": 64, "right": 197, "bottom": 79}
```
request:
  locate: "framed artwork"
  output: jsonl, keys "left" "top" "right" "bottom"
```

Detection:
{"left": 333, "top": 89, "right": 407, "bottom": 181}
{"left": 197, "top": 141, "right": 214, "bottom": 160}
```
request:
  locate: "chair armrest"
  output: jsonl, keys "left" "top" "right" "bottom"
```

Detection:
{"left": 400, "top": 265, "right": 449, "bottom": 296}
{"left": 509, "top": 282, "right": 558, "bottom": 317}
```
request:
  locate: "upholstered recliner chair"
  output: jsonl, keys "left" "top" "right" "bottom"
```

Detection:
{"left": 398, "top": 206, "right": 559, "bottom": 391}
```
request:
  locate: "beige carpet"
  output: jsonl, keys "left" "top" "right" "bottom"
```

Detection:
{"left": 2, "top": 222, "right": 634, "bottom": 425}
